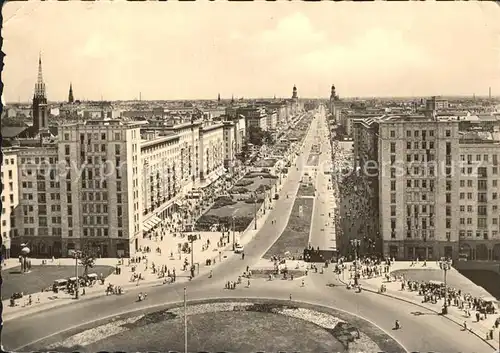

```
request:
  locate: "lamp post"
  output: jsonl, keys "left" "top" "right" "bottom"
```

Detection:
{"left": 254, "top": 192, "right": 258, "bottom": 230}
{"left": 69, "top": 249, "right": 82, "bottom": 299}
{"left": 188, "top": 234, "right": 197, "bottom": 268}
{"left": 232, "top": 216, "right": 236, "bottom": 251}
{"left": 350, "top": 239, "right": 361, "bottom": 285}
{"left": 439, "top": 258, "right": 452, "bottom": 314}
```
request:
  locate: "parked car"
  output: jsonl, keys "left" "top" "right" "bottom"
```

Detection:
{"left": 234, "top": 244, "right": 244, "bottom": 253}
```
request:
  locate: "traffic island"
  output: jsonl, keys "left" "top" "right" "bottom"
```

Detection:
{"left": 34, "top": 299, "right": 405, "bottom": 353}
{"left": 263, "top": 197, "right": 314, "bottom": 260}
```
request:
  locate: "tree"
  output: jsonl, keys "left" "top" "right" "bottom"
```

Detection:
{"left": 79, "top": 245, "right": 97, "bottom": 277}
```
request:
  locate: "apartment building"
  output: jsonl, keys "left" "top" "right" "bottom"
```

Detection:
{"left": 162, "top": 120, "right": 201, "bottom": 194}
{"left": 140, "top": 133, "right": 181, "bottom": 229}
{"left": 379, "top": 118, "right": 461, "bottom": 260}
{"left": 11, "top": 120, "right": 143, "bottom": 258}
{"left": 223, "top": 122, "right": 236, "bottom": 170}
{"left": 9, "top": 116, "right": 243, "bottom": 258}
{"left": 457, "top": 138, "right": 500, "bottom": 261}
{"left": 354, "top": 114, "right": 500, "bottom": 261}
{"left": 199, "top": 122, "right": 225, "bottom": 184}
{"left": 1, "top": 148, "right": 19, "bottom": 259}
{"left": 13, "top": 146, "right": 61, "bottom": 257}
{"left": 237, "top": 107, "right": 268, "bottom": 131}
{"left": 265, "top": 110, "right": 278, "bottom": 131}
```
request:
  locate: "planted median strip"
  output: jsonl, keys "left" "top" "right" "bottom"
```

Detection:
{"left": 263, "top": 197, "right": 314, "bottom": 260}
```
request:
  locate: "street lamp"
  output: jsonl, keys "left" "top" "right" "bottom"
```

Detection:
{"left": 231, "top": 216, "right": 236, "bottom": 251}
{"left": 350, "top": 239, "right": 361, "bottom": 285}
{"left": 69, "top": 250, "right": 82, "bottom": 299}
{"left": 253, "top": 192, "right": 258, "bottom": 230}
{"left": 439, "top": 258, "right": 452, "bottom": 314}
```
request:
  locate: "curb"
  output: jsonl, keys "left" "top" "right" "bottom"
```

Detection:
{"left": 336, "top": 274, "right": 497, "bottom": 350}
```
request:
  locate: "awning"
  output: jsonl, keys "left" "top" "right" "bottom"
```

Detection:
{"left": 142, "top": 221, "right": 154, "bottom": 233}
{"left": 150, "top": 216, "right": 162, "bottom": 227}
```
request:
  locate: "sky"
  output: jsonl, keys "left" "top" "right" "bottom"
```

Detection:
{"left": 2, "top": 2, "right": 500, "bottom": 102}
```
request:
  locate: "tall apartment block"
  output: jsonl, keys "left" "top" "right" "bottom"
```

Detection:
{"left": 353, "top": 115, "right": 500, "bottom": 261}
{"left": 1, "top": 149, "right": 20, "bottom": 259}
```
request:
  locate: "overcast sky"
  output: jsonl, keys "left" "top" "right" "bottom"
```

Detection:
{"left": 2, "top": 2, "right": 500, "bottom": 102}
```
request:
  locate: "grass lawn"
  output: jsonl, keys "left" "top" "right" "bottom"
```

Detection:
{"left": 254, "top": 158, "right": 277, "bottom": 168}
{"left": 231, "top": 177, "right": 276, "bottom": 193}
{"left": 205, "top": 200, "right": 260, "bottom": 218}
{"left": 296, "top": 182, "right": 316, "bottom": 197}
{"left": 74, "top": 311, "right": 346, "bottom": 353}
{"left": 263, "top": 198, "right": 314, "bottom": 259}
{"left": 1, "top": 265, "right": 114, "bottom": 300}
{"left": 391, "top": 268, "right": 493, "bottom": 298}
{"left": 307, "top": 153, "right": 320, "bottom": 166}
{"left": 37, "top": 299, "right": 404, "bottom": 353}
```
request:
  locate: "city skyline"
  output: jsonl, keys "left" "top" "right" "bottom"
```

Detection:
{"left": 2, "top": 2, "right": 500, "bottom": 102}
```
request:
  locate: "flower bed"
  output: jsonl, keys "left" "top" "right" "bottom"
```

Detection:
{"left": 235, "top": 179, "right": 253, "bottom": 187}
{"left": 263, "top": 197, "right": 314, "bottom": 259}
{"left": 212, "top": 196, "right": 237, "bottom": 209}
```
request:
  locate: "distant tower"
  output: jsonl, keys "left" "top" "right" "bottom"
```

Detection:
{"left": 489, "top": 87, "right": 492, "bottom": 100}
{"left": 231, "top": 94, "right": 234, "bottom": 105}
{"left": 329, "top": 84, "right": 339, "bottom": 121}
{"left": 68, "top": 83, "right": 74, "bottom": 103}
{"left": 292, "top": 85, "right": 298, "bottom": 99}
{"left": 218, "top": 93, "right": 221, "bottom": 103}
{"left": 32, "top": 53, "right": 49, "bottom": 133}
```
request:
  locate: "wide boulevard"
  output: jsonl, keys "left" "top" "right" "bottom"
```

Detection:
{"left": 2, "top": 107, "right": 491, "bottom": 353}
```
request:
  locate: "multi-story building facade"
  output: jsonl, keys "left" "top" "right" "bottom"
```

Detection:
{"left": 140, "top": 133, "right": 181, "bottom": 227}
{"left": 1, "top": 148, "right": 20, "bottom": 259}
{"left": 13, "top": 146, "right": 61, "bottom": 256}
{"left": 12, "top": 120, "right": 143, "bottom": 258}
{"left": 456, "top": 138, "right": 500, "bottom": 261}
{"left": 238, "top": 107, "right": 267, "bottom": 131}
{"left": 199, "top": 122, "right": 225, "bottom": 184}
{"left": 222, "top": 122, "right": 236, "bottom": 170}
{"left": 58, "top": 120, "right": 143, "bottom": 257}
{"left": 265, "top": 110, "right": 278, "bottom": 131}
{"left": 355, "top": 114, "right": 500, "bottom": 261}
{"left": 379, "top": 118, "right": 461, "bottom": 260}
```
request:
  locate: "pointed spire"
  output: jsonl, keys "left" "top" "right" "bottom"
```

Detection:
{"left": 38, "top": 52, "right": 43, "bottom": 84}
{"left": 34, "top": 52, "right": 46, "bottom": 98}
{"left": 68, "top": 82, "right": 74, "bottom": 103}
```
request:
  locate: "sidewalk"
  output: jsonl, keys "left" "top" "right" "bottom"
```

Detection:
{"left": 337, "top": 261, "right": 499, "bottom": 350}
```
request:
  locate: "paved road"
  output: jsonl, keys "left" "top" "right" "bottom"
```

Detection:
{"left": 2, "top": 108, "right": 491, "bottom": 353}
{"left": 309, "top": 106, "right": 337, "bottom": 251}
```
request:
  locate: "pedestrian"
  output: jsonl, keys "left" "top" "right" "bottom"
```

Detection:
{"left": 301, "top": 279, "right": 305, "bottom": 287}
{"left": 247, "top": 279, "right": 250, "bottom": 288}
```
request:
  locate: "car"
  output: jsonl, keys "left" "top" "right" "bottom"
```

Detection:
{"left": 234, "top": 244, "right": 244, "bottom": 253}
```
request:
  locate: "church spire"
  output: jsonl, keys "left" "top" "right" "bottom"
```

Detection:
{"left": 68, "top": 82, "right": 74, "bottom": 103}
{"left": 35, "top": 52, "right": 46, "bottom": 98}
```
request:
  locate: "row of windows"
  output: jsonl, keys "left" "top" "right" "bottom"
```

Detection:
{"left": 389, "top": 129, "right": 438, "bottom": 138}
{"left": 20, "top": 157, "right": 57, "bottom": 164}
{"left": 460, "top": 205, "right": 498, "bottom": 212}
{"left": 460, "top": 192, "right": 498, "bottom": 200}
{"left": 83, "top": 215, "right": 111, "bottom": 226}
{"left": 3, "top": 157, "right": 16, "bottom": 165}
{"left": 63, "top": 132, "right": 123, "bottom": 142}
{"left": 460, "top": 154, "right": 499, "bottom": 163}
{"left": 459, "top": 218, "right": 498, "bottom": 225}
{"left": 459, "top": 230, "right": 499, "bottom": 238}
